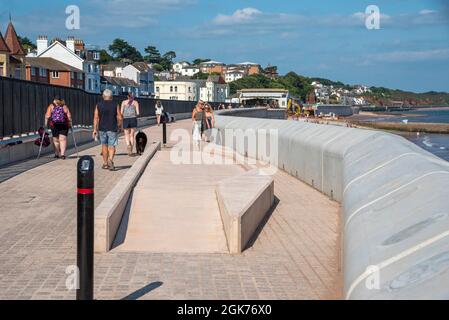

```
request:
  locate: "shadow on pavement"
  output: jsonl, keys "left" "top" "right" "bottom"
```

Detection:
{"left": 244, "top": 196, "right": 280, "bottom": 251}
{"left": 121, "top": 281, "right": 164, "bottom": 300}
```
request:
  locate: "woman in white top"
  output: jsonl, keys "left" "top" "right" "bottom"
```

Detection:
{"left": 155, "top": 100, "right": 164, "bottom": 126}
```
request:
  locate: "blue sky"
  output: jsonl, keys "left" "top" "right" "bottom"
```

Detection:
{"left": 1, "top": 0, "right": 449, "bottom": 92}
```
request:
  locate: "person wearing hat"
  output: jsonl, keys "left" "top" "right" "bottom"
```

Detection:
{"left": 44, "top": 95, "right": 72, "bottom": 160}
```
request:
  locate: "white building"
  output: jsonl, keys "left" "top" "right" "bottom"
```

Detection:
{"left": 154, "top": 80, "right": 198, "bottom": 101}
{"left": 198, "top": 75, "right": 229, "bottom": 103}
{"left": 102, "top": 61, "right": 127, "bottom": 78}
{"left": 172, "top": 61, "right": 190, "bottom": 74}
{"left": 155, "top": 75, "right": 229, "bottom": 102}
{"left": 224, "top": 70, "right": 245, "bottom": 83}
{"left": 30, "top": 36, "right": 101, "bottom": 93}
{"left": 180, "top": 65, "right": 200, "bottom": 77}
{"left": 237, "top": 89, "right": 290, "bottom": 108}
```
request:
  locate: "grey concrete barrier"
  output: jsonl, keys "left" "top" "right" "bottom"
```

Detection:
{"left": 216, "top": 169, "right": 274, "bottom": 254}
{"left": 214, "top": 110, "right": 449, "bottom": 300}
{"left": 0, "top": 129, "right": 93, "bottom": 167}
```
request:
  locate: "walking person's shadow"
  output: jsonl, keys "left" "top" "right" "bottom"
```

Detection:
{"left": 121, "top": 282, "right": 163, "bottom": 300}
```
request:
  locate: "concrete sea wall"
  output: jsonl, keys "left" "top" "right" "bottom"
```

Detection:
{"left": 214, "top": 110, "right": 449, "bottom": 299}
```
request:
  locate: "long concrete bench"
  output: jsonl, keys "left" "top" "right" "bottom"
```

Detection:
{"left": 216, "top": 169, "right": 274, "bottom": 254}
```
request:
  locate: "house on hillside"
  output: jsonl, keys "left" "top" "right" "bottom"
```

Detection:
{"left": 100, "top": 76, "right": 139, "bottom": 96}
{"left": 24, "top": 57, "right": 84, "bottom": 88}
{"left": 180, "top": 65, "right": 200, "bottom": 77}
{"left": 29, "top": 36, "right": 101, "bottom": 93}
{"left": 101, "top": 61, "right": 127, "bottom": 77}
{"left": 154, "top": 80, "right": 198, "bottom": 101}
{"left": 172, "top": 61, "right": 190, "bottom": 74}
{"left": 199, "top": 60, "right": 225, "bottom": 74}
{"left": 122, "top": 62, "right": 154, "bottom": 96}
{"left": 0, "top": 21, "right": 26, "bottom": 79}
{"left": 199, "top": 75, "right": 229, "bottom": 102}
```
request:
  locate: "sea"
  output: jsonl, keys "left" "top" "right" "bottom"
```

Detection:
{"left": 367, "top": 108, "right": 449, "bottom": 162}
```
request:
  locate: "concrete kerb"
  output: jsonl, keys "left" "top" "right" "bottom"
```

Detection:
{"left": 94, "top": 141, "right": 161, "bottom": 253}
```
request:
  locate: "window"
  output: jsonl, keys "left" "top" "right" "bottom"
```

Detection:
{"left": 39, "top": 68, "right": 47, "bottom": 77}
{"left": 0, "top": 62, "right": 3, "bottom": 76}
{"left": 93, "top": 52, "right": 100, "bottom": 60}
{"left": 88, "top": 64, "right": 93, "bottom": 73}
{"left": 31, "top": 67, "right": 36, "bottom": 76}
{"left": 174, "top": 86, "right": 178, "bottom": 92}
{"left": 188, "top": 87, "right": 191, "bottom": 93}
{"left": 78, "top": 73, "right": 83, "bottom": 80}
{"left": 156, "top": 87, "right": 160, "bottom": 93}
{"left": 170, "top": 86, "right": 173, "bottom": 92}
{"left": 51, "top": 71, "right": 59, "bottom": 78}
{"left": 88, "top": 79, "right": 92, "bottom": 91}
{"left": 71, "top": 72, "right": 74, "bottom": 79}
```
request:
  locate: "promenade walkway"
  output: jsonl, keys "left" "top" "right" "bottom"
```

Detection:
{"left": 0, "top": 119, "right": 342, "bottom": 300}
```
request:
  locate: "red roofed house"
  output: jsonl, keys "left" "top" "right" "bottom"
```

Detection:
{"left": 0, "top": 21, "right": 26, "bottom": 79}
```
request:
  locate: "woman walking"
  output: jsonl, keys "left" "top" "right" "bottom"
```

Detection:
{"left": 44, "top": 96, "right": 72, "bottom": 160}
{"left": 204, "top": 104, "right": 215, "bottom": 142}
{"left": 192, "top": 101, "right": 204, "bottom": 148}
{"left": 121, "top": 93, "right": 140, "bottom": 156}
{"left": 155, "top": 100, "right": 164, "bottom": 126}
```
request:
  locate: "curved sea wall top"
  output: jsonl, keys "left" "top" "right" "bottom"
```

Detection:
{"left": 214, "top": 109, "right": 449, "bottom": 300}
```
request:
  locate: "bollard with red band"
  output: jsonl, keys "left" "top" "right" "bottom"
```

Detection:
{"left": 77, "top": 156, "right": 94, "bottom": 300}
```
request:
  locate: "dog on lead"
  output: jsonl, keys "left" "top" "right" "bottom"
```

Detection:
{"left": 135, "top": 131, "right": 148, "bottom": 155}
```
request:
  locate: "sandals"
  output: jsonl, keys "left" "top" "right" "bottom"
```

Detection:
{"left": 102, "top": 164, "right": 109, "bottom": 170}
{"left": 60, "top": 155, "right": 66, "bottom": 160}
{"left": 108, "top": 160, "right": 115, "bottom": 171}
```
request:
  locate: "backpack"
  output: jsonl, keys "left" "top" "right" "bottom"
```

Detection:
{"left": 34, "top": 127, "right": 51, "bottom": 148}
{"left": 51, "top": 104, "right": 67, "bottom": 124}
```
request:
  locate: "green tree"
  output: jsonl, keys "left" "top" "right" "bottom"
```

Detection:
{"left": 108, "top": 38, "right": 143, "bottom": 62}
{"left": 192, "top": 58, "right": 211, "bottom": 65}
{"left": 18, "top": 36, "right": 36, "bottom": 52}
{"left": 99, "top": 49, "right": 115, "bottom": 64}
{"left": 144, "top": 45, "right": 161, "bottom": 64}
{"left": 152, "top": 63, "right": 164, "bottom": 72}
{"left": 191, "top": 72, "right": 220, "bottom": 80}
{"left": 159, "top": 51, "right": 177, "bottom": 70}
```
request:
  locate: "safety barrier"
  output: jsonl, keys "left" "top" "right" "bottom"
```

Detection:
{"left": 214, "top": 109, "right": 449, "bottom": 299}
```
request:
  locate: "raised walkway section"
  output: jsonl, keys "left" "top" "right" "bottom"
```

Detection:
{"left": 0, "top": 118, "right": 341, "bottom": 300}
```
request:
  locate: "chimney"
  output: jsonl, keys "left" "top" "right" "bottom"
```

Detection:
{"left": 66, "top": 36, "right": 75, "bottom": 52}
{"left": 75, "top": 39, "right": 85, "bottom": 51}
{"left": 36, "top": 36, "right": 48, "bottom": 56}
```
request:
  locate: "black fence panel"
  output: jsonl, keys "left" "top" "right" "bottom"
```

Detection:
{"left": 0, "top": 76, "right": 236, "bottom": 139}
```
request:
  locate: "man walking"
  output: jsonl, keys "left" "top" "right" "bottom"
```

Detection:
{"left": 93, "top": 89, "right": 122, "bottom": 171}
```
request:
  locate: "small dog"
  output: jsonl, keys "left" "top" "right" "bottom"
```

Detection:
{"left": 135, "top": 131, "right": 148, "bottom": 155}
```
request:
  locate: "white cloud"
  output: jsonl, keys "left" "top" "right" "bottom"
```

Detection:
{"left": 368, "top": 48, "right": 449, "bottom": 63}
{"left": 88, "top": 0, "right": 197, "bottom": 28}
{"left": 420, "top": 9, "right": 437, "bottom": 15}
{"left": 206, "top": 7, "right": 448, "bottom": 33}
{"left": 213, "top": 8, "right": 262, "bottom": 25}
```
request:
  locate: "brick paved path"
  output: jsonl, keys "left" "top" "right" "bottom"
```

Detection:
{"left": 0, "top": 120, "right": 342, "bottom": 300}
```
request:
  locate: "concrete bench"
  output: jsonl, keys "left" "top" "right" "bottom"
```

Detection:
{"left": 216, "top": 169, "right": 274, "bottom": 254}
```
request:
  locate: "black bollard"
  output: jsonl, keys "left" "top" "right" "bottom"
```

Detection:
{"left": 76, "top": 156, "right": 94, "bottom": 300}
{"left": 162, "top": 121, "right": 167, "bottom": 145}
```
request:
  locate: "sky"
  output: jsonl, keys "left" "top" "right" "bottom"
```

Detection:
{"left": 1, "top": 0, "right": 449, "bottom": 93}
